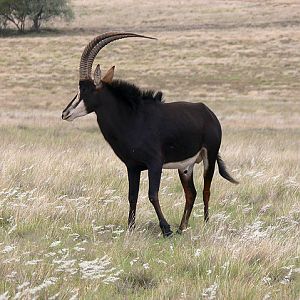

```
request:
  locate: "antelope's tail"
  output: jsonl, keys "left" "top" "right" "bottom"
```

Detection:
{"left": 217, "top": 154, "right": 239, "bottom": 184}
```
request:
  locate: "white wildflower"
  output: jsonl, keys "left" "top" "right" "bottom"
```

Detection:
{"left": 156, "top": 259, "right": 167, "bottom": 265}
{"left": 143, "top": 263, "right": 150, "bottom": 269}
{"left": 202, "top": 282, "right": 218, "bottom": 299}
{"left": 271, "top": 174, "right": 281, "bottom": 181}
{"left": 221, "top": 261, "right": 230, "bottom": 270}
{"left": 73, "top": 246, "right": 85, "bottom": 252}
{"left": 2, "top": 245, "right": 15, "bottom": 253}
{"left": 8, "top": 224, "right": 17, "bottom": 235}
{"left": 180, "top": 291, "right": 187, "bottom": 298}
{"left": 6, "top": 271, "right": 17, "bottom": 279}
{"left": 103, "top": 270, "right": 124, "bottom": 284}
{"left": 25, "top": 259, "right": 43, "bottom": 265}
{"left": 280, "top": 267, "right": 293, "bottom": 285}
{"left": 57, "top": 248, "right": 69, "bottom": 255}
{"left": 55, "top": 205, "right": 65, "bottom": 210}
{"left": 14, "top": 282, "right": 31, "bottom": 299}
{"left": 45, "top": 252, "right": 56, "bottom": 257}
{"left": 49, "top": 292, "right": 60, "bottom": 300}
{"left": 69, "top": 233, "right": 80, "bottom": 241}
{"left": 17, "top": 282, "right": 30, "bottom": 290}
{"left": 260, "top": 204, "right": 272, "bottom": 213}
{"left": 0, "top": 292, "right": 9, "bottom": 300}
{"left": 191, "top": 235, "right": 200, "bottom": 241}
{"left": 53, "top": 258, "right": 77, "bottom": 275}
{"left": 242, "top": 204, "right": 253, "bottom": 213}
{"left": 69, "top": 290, "right": 79, "bottom": 300}
{"left": 174, "top": 201, "right": 183, "bottom": 207}
{"left": 170, "top": 245, "right": 174, "bottom": 253}
{"left": 241, "top": 220, "right": 269, "bottom": 241}
{"left": 262, "top": 276, "right": 271, "bottom": 285}
{"left": 104, "top": 189, "right": 115, "bottom": 195}
{"left": 3, "top": 258, "right": 20, "bottom": 264}
{"left": 60, "top": 225, "right": 72, "bottom": 231}
{"left": 79, "top": 255, "right": 112, "bottom": 279}
{"left": 284, "top": 177, "right": 299, "bottom": 188}
{"left": 79, "top": 256, "right": 123, "bottom": 283}
{"left": 49, "top": 241, "right": 61, "bottom": 248}
{"left": 263, "top": 292, "right": 271, "bottom": 300}
{"left": 211, "top": 211, "right": 230, "bottom": 222}
{"left": 165, "top": 276, "right": 173, "bottom": 283}
{"left": 194, "top": 249, "right": 201, "bottom": 257}
{"left": 29, "top": 277, "right": 57, "bottom": 295}
{"left": 253, "top": 171, "right": 264, "bottom": 178}
{"left": 112, "top": 228, "right": 125, "bottom": 235}
{"left": 130, "top": 257, "right": 139, "bottom": 266}
{"left": 193, "top": 212, "right": 202, "bottom": 218}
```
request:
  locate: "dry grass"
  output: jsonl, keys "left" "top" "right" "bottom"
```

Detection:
{"left": 0, "top": 0, "right": 299, "bottom": 299}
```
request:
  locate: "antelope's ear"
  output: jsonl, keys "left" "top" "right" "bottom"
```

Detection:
{"left": 101, "top": 66, "right": 115, "bottom": 84}
{"left": 94, "top": 64, "right": 102, "bottom": 88}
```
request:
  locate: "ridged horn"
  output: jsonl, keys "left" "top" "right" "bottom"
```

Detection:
{"left": 79, "top": 32, "right": 156, "bottom": 81}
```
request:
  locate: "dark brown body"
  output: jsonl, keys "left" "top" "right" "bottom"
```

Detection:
{"left": 62, "top": 32, "right": 238, "bottom": 236}
{"left": 90, "top": 81, "right": 237, "bottom": 235}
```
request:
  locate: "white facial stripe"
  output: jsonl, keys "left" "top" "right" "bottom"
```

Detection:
{"left": 72, "top": 90, "right": 81, "bottom": 108}
{"left": 66, "top": 99, "right": 87, "bottom": 121}
{"left": 62, "top": 87, "right": 88, "bottom": 122}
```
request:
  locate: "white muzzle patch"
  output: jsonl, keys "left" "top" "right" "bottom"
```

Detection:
{"left": 62, "top": 91, "right": 88, "bottom": 122}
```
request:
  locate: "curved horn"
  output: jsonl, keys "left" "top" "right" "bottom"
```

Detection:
{"left": 79, "top": 32, "right": 156, "bottom": 81}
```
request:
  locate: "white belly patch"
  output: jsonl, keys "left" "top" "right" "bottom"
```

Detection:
{"left": 162, "top": 148, "right": 208, "bottom": 176}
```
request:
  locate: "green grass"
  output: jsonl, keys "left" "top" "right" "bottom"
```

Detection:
{"left": 0, "top": 0, "right": 300, "bottom": 299}
{"left": 0, "top": 121, "right": 299, "bottom": 299}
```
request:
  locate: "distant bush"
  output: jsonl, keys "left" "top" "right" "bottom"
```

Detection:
{"left": 29, "top": 0, "right": 74, "bottom": 31}
{"left": 0, "top": 14, "right": 7, "bottom": 29}
{"left": 0, "top": 0, "right": 74, "bottom": 33}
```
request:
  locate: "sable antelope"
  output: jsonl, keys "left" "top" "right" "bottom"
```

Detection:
{"left": 62, "top": 32, "right": 238, "bottom": 237}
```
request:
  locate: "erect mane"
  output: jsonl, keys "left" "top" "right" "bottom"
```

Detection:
{"left": 105, "top": 79, "right": 164, "bottom": 109}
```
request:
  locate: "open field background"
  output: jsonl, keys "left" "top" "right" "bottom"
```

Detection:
{"left": 0, "top": 0, "right": 299, "bottom": 299}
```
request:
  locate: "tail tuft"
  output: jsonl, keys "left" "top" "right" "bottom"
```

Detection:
{"left": 217, "top": 154, "right": 239, "bottom": 184}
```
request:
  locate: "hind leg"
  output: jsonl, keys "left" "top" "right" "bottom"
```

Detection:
{"left": 177, "top": 167, "right": 197, "bottom": 233}
{"left": 203, "top": 152, "right": 217, "bottom": 222}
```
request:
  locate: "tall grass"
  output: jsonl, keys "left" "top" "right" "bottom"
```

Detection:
{"left": 0, "top": 0, "right": 299, "bottom": 298}
{"left": 0, "top": 117, "right": 299, "bottom": 299}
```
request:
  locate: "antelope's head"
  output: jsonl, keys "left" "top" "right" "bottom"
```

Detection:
{"left": 62, "top": 32, "right": 156, "bottom": 121}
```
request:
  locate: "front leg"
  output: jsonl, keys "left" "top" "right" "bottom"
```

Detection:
{"left": 127, "top": 167, "right": 141, "bottom": 229}
{"left": 148, "top": 164, "right": 172, "bottom": 237}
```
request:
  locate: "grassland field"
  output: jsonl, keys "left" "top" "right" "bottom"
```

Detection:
{"left": 0, "top": 0, "right": 299, "bottom": 299}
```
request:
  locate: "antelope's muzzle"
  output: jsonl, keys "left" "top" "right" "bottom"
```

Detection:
{"left": 62, "top": 93, "right": 87, "bottom": 121}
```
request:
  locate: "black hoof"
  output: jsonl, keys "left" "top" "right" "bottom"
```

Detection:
{"left": 176, "top": 229, "right": 183, "bottom": 235}
{"left": 163, "top": 230, "right": 173, "bottom": 238}
{"left": 159, "top": 222, "right": 173, "bottom": 237}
